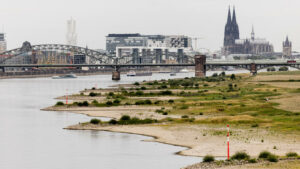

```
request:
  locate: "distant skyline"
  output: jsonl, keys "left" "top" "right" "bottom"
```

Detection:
{"left": 0, "top": 0, "right": 300, "bottom": 52}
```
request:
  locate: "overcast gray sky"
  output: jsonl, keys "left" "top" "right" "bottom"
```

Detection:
{"left": 1, "top": 0, "right": 299, "bottom": 52}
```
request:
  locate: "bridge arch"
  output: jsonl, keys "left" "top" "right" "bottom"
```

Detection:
{"left": 0, "top": 42, "right": 111, "bottom": 64}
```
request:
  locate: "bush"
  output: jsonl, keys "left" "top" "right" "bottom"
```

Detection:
{"left": 78, "top": 101, "right": 89, "bottom": 107}
{"left": 163, "top": 112, "right": 168, "bottom": 115}
{"left": 279, "top": 66, "right": 288, "bottom": 71}
{"left": 203, "top": 155, "right": 215, "bottom": 163}
{"left": 154, "top": 101, "right": 161, "bottom": 105}
{"left": 92, "top": 100, "right": 99, "bottom": 104}
{"left": 113, "top": 99, "right": 121, "bottom": 104}
{"left": 231, "top": 151, "right": 250, "bottom": 160}
{"left": 135, "top": 91, "right": 144, "bottom": 96}
{"left": 248, "top": 158, "right": 257, "bottom": 163}
{"left": 267, "top": 154, "right": 278, "bottom": 162}
{"left": 89, "top": 92, "right": 97, "bottom": 97}
{"left": 259, "top": 151, "right": 272, "bottom": 159}
{"left": 120, "top": 115, "right": 131, "bottom": 121}
{"left": 180, "top": 105, "right": 189, "bottom": 109}
{"left": 109, "top": 119, "right": 118, "bottom": 125}
{"left": 168, "top": 99, "right": 174, "bottom": 103}
{"left": 134, "top": 82, "right": 140, "bottom": 86}
{"left": 141, "top": 86, "right": 147, "bottom": 90}
{"left": 199, "top": 112, "right": 204, "bottom": 115}
{"left": 108, "top": 92, "right": 114, "bottom": 96}
{"left": 286, "top": 152, "right": 298, "bottom": 157}
{"left": 90, "top": 118, "right": 101, "bottom": 124}
{"left": 106, "top": 101, "right": 113, "bottom": 106}
{"left": 144, "top": 100, "right": 152, "bottom": 105}
{"left": 181, "top": 115, "right": 189, "bottom": 119}
{"left": 159, "top": 90, "right": 173, "bottom": 95}
{"left": 230, "top": 74, "right": 236, "bottom": 80}
{"left": 56, "top": 101, "right": 64, "bottom": 106}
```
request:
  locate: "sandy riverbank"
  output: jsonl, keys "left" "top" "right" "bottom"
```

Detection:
{"left": 66, "top": 123, "right": 300, "bottom": 157}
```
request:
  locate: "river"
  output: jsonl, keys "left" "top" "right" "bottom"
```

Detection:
{"left": 0, "top": 71, "right": 248, "bottom": 169}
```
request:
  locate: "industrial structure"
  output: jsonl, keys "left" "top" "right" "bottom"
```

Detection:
{"left": 106, "top": 34, "right": 193, "bottom": 64}
{"left": 223, "top": 7, "right": 274, "bottom": 56}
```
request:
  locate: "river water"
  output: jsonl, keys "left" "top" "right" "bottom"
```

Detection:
{"left": 0, "top": 71, "right": 248, "bottom": 169}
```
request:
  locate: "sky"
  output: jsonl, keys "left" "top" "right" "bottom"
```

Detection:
{"left": 1, "top": 0, "right": 300, "bottom": 52}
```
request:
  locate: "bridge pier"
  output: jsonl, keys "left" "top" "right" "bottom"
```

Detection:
{"left": 250, "top": 63, "right": 257, "bottom": 75}
{"left": 112, "top": 66, "right": 121, "bottom": 81}
{"left": 195, "top": 55, "right": 206, "bottom": 77}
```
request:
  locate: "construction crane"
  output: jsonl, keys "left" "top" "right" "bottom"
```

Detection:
{"left": 192, "top": 37, "right": 204, "bottom": 51}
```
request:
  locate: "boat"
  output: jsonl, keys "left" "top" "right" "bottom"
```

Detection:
{"left": 170, "top": 72, "right": 176, "bottom": 76}
{"left": 52, "top": 74, "right": 77, "bottom": 79}
{"left": 180, "top": 68, "right": 189, "bottom": 73}
{"left": 127, "top": 70, "right": 136, "bottom": 76}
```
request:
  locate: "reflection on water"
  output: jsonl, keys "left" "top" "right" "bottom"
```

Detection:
{"left": 0, "top": 71, "right": 247, "bottom": 169}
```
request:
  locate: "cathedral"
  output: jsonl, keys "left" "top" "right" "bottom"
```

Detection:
{"left": 223, "top": 7, "right": 274, "bottom": 56}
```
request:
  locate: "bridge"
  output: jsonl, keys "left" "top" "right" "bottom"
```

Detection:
{"left": 0, "top": 42, "right": 300, "bottom": 80}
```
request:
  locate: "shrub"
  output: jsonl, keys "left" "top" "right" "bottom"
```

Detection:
{"left": 159, "top": 90, "right": 173, "bottom": 95}
{"left": 168, "top": 99, "right": 174, "bottom": 103}
{"left": 163, "top": 112, "right": 168, "bottom": 115}
{"left": 78, "top": 101, "right": 89, "bottom": 107}
{"left": 181, "top": 115, "right": 189, "bottom": 119}
{"left": 251, "top": 124, "right": 259, "bottom": 128}
{"left": 134, "top": 82, "right": 140, "bottom": 86}
{"left": 248, "top": 158, "right": 257, "bottom": 163}
{"left": 56, "top": 101, "right": 64, "bottom": 106}
{"left": 120, "top": 115, "right": 131, "bottom": 121}
{"left": 203, "top": 155, "right": 215, "bottom": 163}
{"left": 259, "top": 151, "right": 272, "bottom": 159}
{"left": 230, "top": 74, "right": 236, "bottom": 80}
{"left": 279, "top": 66, "right": 288, "bottom": 71}
{"left": 113, "top": 99, "right": 121, "bottom": 104}
{"left": 199, "top": 112, "right": 204, "bottom": 115}
{"left": 180, "top": 105, "right": 189, "bottom": 109}
{"left": 109, "top": 119, "right": 118, "bottom": 125}
{"left": 106, "top": 101, "right": 113, "bottom": 106}
{"left": 212, "top": 73, "right": 218, "bottom": 77}
{"left": 89, "top": 92, "right": 97, "bottom": 97}
{"left": 144, "top": 100, "right": 152, "bottom": 105}
{"left": 286, "top": 152, "right": 298, "bottom": 157}
{"left": 161, "top": 85, "right": 168, "bottom": 89}
{"left": 135, "top": 91, "right": 144, "bottom": 96}
{"left": 267, "top": 154, "right": 278, "bottom": 162}
{"left": 92, "top": 100, "right": 98, "bottom": 104}
{"left": 108, "top": 92, "right": 114, "bottom": 96}
{"left": 154, "top": 101, "right": 161, "bottom": 105}
{"left": 231, "top": 151, "right": 250, "bottom": 160}
{"left": 141, "top": 86, "right": 147, "bottom": 90}
{"left": 90, "top": 118, "right": 101, "bottom": 124}
{"left": 91, "top": 87, "right": 96, "bottom": 90}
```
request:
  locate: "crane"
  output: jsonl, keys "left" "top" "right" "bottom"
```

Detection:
{"left": 192, "top": 37, "right": 204, "bottom": 51}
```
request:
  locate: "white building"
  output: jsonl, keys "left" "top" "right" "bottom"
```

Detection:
{"left": 66, "top": 18, "right": 77, "bottom": 46}
{"left": 0, "top": 33, "right": 7, "bottom": 53}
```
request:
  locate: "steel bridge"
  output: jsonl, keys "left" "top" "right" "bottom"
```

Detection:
{"left": 0, "top": 42, "right": 300, "bottom": 80}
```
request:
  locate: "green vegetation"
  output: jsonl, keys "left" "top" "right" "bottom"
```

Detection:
{"left": 267, "top": 154, "right": 278, "bottom": 162}
{"left": 286, "top": 152, "right": 298, "bottom": 157}
{"left": 258, "top": 151, "right": 272, "bottom": 159}
{"left": 108, "top": 115, "right": 158, "bottom": 125}
{"left": 55, "top": 101, "right": 64, "bottom": 106}
{"left": 203, "top": 155, "right": 215, "bottom": 163}
{"left": 90, "top": 118, "right": 101, "bottom": 124}
{"left": 279, "top": 66, "right": 289, "bottom": 71}
{"left": 231, "top": 151, "right": 250, "bottom": 160}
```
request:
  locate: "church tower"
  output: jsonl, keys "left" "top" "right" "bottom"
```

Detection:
{"left": 223, "top": 6, "right": 240, "bottom": 55}
{"left": 283, "top": 36, "right": 292, "bottom": 58}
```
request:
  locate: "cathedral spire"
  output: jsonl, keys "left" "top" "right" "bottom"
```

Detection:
{"left": 232, "top": 6, "right": 237, "bottom": 24}
{"left": 226, "top": 6, "right": 231, "bottom": 25}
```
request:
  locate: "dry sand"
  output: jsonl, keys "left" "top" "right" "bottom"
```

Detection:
{"left": 66, "top": 123, "right": 300, "bottom": 158}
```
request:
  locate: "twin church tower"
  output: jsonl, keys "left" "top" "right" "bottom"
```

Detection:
{"left": 223, "top": 6, "right": 274, "bottom": 56}
{"left": 224, "top": 7, "right": 239, "bottom": 47}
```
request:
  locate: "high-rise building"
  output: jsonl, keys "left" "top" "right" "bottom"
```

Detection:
{"left": 222, "top": 7, "right": 273, "bottom": 56}
{"left": 66, "top": 18, "right": 77, "bottom": 46}
{"left": 0, "top": 33, "right": 7, "bottom": 53}
{"left": 282, "top": 36, "right": 292, "bottom": 58}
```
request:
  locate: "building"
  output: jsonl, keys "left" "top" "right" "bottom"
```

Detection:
{"left": 282, "top": 36, "right": 292, "bottom": 58}
{"left": 66, "top": 18, "right": 77, "bottom": 46}
{"left": 106, "top": 34, "right": 192, "bottom": 54}
{"left": 0, "top": 33, "right": 7, "bottom": 53}
{"left": 223, "top": 7, "right": 274, "bottom": 56}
